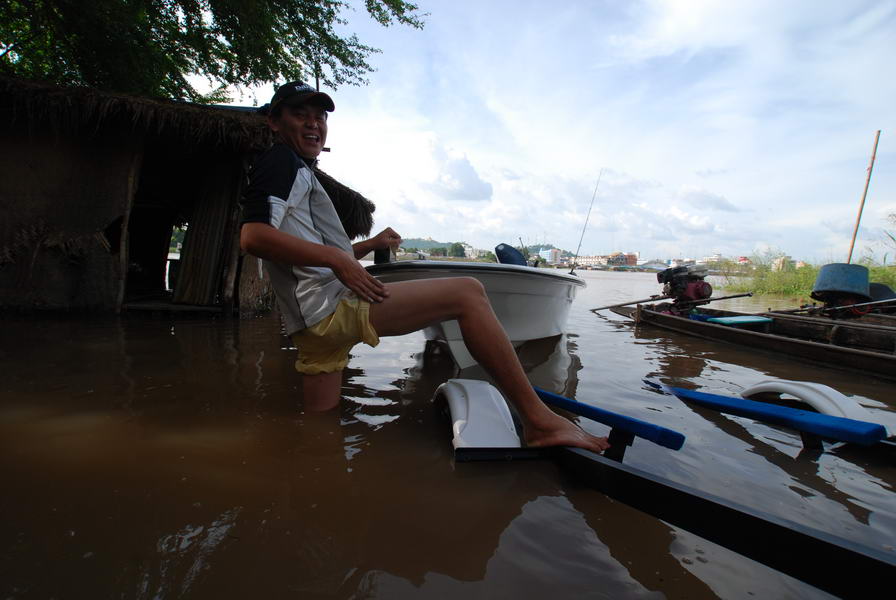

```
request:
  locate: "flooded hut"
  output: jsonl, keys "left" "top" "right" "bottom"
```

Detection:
{"left": 0, "top": 77, "right": 374, "bottom": 314}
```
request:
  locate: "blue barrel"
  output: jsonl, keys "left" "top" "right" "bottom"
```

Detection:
{"left": 811, "top": 263, "right": 871, "bottom": 302}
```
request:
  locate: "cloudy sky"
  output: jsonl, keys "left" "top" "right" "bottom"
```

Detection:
{"left": 239, "top": 0, "right": 894, "bottom": 262}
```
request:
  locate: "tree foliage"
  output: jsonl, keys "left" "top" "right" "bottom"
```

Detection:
{"left": 860, "top": 213, "right": 896, "bottom": 267}
{"left": 448, "top": 242, "right": 465, "bottom": 258}
{"left": 0, "top": 0, "right": 425, "bottom": 101}
{"left": 884, "top": 213, "right": 896, "bottom": 260}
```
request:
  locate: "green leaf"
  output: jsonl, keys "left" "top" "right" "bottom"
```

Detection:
{"left": 0, "top": 0, "right": 426, "bottom": 101}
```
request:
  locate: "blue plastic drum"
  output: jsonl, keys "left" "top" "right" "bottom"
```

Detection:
{"left": 811, "top": 263, "right": 871, "bottom": 302}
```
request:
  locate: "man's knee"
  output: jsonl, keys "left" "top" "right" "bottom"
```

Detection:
{"left": 459, "top": 276, "right": 486, "bottom": 295}
{"left": 457, "top": 277, "right": 488, "bottom": 310}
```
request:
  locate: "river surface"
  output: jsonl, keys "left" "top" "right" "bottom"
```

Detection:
{"left": 1, "top": 270, "right": 894, "bottom": 599}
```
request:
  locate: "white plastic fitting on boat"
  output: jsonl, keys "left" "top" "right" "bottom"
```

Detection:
{"left": 741, "top": 379, "right": 891, "bottom": 436}
{"left": 435, "top": 379, "right": 521, "bottom": 449}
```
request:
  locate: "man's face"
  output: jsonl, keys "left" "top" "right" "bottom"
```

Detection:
{"left": 269, "top": 101, "right": 328, "bottom": 159}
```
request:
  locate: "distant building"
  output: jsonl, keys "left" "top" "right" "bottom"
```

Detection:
{"left": 772, "top": 255, "right": 795, "bottom": 271}
{"left": 699, "top": 253, "right": 723, "bottom": 264}
{"left": 576, "top": 255, "right": 604, "bottom": 267}
{"left": 539, "top": 248, "right": 561, "bottom": 264}
{"left": 462, "top": 243, "right": 486, "bottom": 259}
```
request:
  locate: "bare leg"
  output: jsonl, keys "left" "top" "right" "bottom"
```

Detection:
{"left": 369, "top": 278, "right": 609, "bottom": 453}
{"left": 302, "top": 371, "right": 343, "bottom": 412}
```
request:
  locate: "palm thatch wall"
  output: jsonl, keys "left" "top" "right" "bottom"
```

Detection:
{"left": 0, "top": 76, "right": 376, "bottom": 313}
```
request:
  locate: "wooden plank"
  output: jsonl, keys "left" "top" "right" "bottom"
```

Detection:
{"left": 174, "top": 156, "right": 241, "bottom": 305}
{"left": 767, "top": 311, "right": 896, "bottom": 333}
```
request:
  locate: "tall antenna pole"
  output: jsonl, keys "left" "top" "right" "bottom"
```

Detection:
{"left": 847, "top": 130, "right": 881, "bottom": 263}
{"left": 570, "top": 169, "right": 603, "bottom": 274}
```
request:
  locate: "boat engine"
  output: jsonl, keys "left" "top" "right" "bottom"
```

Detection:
{"left": 656, "top": 265, "right": 712, "bottom": 315}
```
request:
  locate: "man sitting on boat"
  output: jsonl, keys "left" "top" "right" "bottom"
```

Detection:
{"left": 239, "top": 81, "right": 609, "bottom": 453}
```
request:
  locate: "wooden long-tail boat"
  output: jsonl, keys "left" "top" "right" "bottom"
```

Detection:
{"left": 610, "top": 304, "right": 896, "bottom": 380}
{"left": 767, "top": 307, "right": 896, "bottom": 328}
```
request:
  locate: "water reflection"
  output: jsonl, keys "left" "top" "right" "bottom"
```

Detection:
{"left": 1, "top": 274, "right": 889, "bottom": 600}
{"left": 341, "top": 336, "right": 722, "bottom": 598}
{"left": 629, "top": 320, "right": 886, "bottom": 530}
{"left": 370, "top": 332, "right": 825, "bottom": 598}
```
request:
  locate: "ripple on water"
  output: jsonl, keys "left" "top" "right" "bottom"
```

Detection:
{"left": 0, "top": 272, "right": 892, "bottom": 599}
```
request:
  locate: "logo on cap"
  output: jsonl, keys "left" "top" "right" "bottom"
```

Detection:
{"left": 294, "top": 83, "right": 314, "bottom": 93}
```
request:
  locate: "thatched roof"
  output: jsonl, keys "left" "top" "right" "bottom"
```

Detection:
{"left": 0, "top": 76, "right": 376, "bottom": 238}
{"left": 315, "top": 168, "right": 375, "bottom": 239}
{"left": 0, "top": 76, "right": 273, "bottom": 151}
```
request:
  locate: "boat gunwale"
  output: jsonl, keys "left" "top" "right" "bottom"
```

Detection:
{"left": 365, "top": 260, "right": 586, "bottom": 286}
{"left": 760, "top": 310, "right": 896, "bottom": 332}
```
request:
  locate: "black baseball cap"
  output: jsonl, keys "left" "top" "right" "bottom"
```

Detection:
{"left": 264, "top": 81, "right": 335, "bottom": 115}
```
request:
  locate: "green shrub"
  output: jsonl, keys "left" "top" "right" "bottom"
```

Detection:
{"left": 868, "top": 265, "right": 896, "bottom": 288}
{"left": 723, "top": 262, "right": 896, "bottom": 298}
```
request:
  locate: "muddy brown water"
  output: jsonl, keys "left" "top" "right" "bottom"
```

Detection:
{"left": 1, "top": 270, "right": 894, "bottom": 599}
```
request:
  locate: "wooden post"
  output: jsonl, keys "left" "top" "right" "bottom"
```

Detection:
{"left": 847, "top": 130, "right": 881, "bottom": 264}
{"left": 221, "top": 218, "right": 242, "bottom": 316}
{"left": 221, "top": 159, "right": 248, "bottom": 315}
{"left": 115, "top": 144, "right": 144, "bottom": 314}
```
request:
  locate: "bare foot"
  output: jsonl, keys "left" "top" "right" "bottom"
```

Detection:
{"left": 524, "top": 412, "right": 610, "bottom": 454}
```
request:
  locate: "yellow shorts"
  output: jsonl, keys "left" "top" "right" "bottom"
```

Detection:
{"left": 291, "top": 294, "right": 380, "bottom": 375}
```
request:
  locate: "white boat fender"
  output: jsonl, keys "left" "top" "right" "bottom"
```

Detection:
{"left": 741, "top": 379, "right": 891, "bottom": 436}
{"left": 434, "top": 379, "right": 522, "bottom": 450}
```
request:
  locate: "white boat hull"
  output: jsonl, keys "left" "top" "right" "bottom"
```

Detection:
{"left": 366, "top": 261, "right": 586, "bottom": 368}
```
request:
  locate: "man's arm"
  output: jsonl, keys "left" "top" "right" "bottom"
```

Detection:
{"left": 352, "top": 227, "right": 402, "bottom": 260}
{"left": 352, "top": 238, "right": 375, "bottom": 260}
{"left": 241, "top": 223, "right": 388, "bottom": 302}
{"left": 241, "top": 222, "right": 337, "bottom": 267}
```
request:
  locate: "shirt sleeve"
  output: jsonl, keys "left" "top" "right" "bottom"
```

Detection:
{"left": 240, "top": 144, "right": 302, "bottom": 226}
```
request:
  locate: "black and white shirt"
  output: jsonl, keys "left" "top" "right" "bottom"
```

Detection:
{"left": 241, "top": 143, "right": 352, "bottom": 334}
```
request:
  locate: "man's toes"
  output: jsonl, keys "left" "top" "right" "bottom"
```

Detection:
{"left": 593, "top": 437, "right": 610, "bottom": 453}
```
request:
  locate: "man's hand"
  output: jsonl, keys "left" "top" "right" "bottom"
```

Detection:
{"left": 369, "top": 227, "right": 402, "bottom": 251}
{"left": 329, "top": 249, "right": 389, "bottom": 303}
{"left": 353, "top": 227, "right": 402, "bottom": 259}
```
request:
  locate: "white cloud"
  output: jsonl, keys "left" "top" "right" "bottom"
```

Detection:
{"left": 423, "top": 144, "right": 493, "bottom": 201}
{"left": 226, "top": 0, "right": 895, "bottom": 261}
{"left": 679, "top": 186, "right": 740, "bottom": 212}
